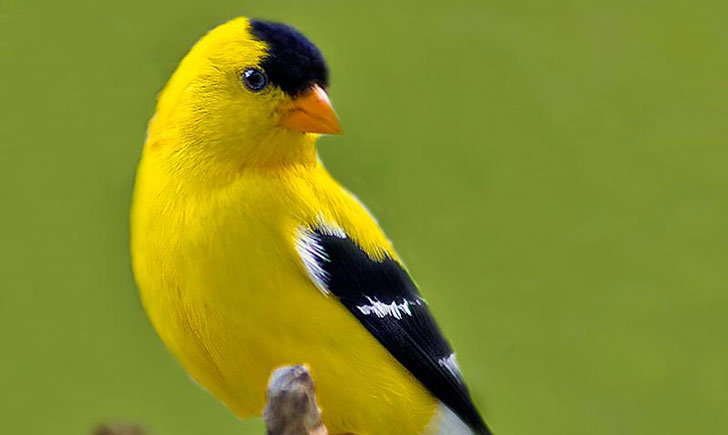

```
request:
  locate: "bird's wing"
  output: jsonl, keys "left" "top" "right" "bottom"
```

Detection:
{"left": 296, "top": 224, "right": 492, "bottom": 435}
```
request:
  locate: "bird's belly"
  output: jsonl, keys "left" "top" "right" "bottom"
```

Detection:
{"left": 136, "top": 229, "right": 438, "bottom": 435}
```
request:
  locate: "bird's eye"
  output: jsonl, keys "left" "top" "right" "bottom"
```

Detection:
{"left": 242, "top": 68, "right": 268, "bottom": 92}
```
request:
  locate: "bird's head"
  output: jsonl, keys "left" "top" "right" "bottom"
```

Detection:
{"left": 147, "top": 18, "right": 341, "bottom": 173}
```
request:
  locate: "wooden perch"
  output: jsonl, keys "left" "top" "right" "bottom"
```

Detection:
{"left": 93, "top": 365, "right": 329, "bottom": 435}
{"left": 92, "top": 423, "right": 146, "bottom": 435}
{"left": 264, "top": 365, "right": 328, "bottom": 435}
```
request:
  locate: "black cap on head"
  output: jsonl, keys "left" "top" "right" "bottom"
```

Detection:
{"left": 250, "top": 20, "right": 329, "bottom": 97}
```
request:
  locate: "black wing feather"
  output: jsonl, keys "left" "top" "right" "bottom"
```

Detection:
{"left": 309, "top": 228, "right": 492, "bottom": 434}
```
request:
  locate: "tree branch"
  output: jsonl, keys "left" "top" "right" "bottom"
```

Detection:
{"left": 93, "top": 365, "right": 329, "bottom": 435}
{"left": 264, "top": 365, "right": 328, "bottom": 435}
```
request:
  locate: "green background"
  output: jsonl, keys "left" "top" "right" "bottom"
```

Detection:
{"left": 1, "top": 0, "right": 726, "bottom": 434}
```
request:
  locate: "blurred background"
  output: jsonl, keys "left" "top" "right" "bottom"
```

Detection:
{"left": 1, "top": 0, "right": 726, "bottom": 434}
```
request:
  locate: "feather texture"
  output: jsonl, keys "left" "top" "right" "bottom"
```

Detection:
{"left": 297, "top": 225, "right": 492, "bottom": 434}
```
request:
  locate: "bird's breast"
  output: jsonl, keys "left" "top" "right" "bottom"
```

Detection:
{"left": 131, "top": 164, "right": 438, "bottom": 433}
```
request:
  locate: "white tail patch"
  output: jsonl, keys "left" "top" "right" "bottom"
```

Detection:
{"left": 426, "top": 402, "right": 473, "bottom": 435}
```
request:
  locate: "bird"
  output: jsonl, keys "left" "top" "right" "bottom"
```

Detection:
{"left": 130, "top": 17, "right": 492, "bottom": 435}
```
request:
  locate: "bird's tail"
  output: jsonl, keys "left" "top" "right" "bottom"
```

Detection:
{"left": 427, "top": 402, "right": 493, "bottom": 435}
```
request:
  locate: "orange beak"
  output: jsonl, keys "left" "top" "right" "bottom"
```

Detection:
{"left": 280, "top": 85, "right": 343, "bottom": 135}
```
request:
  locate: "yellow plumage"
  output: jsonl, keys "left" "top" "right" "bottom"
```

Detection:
{"left": 131, "top": 18, "right": 440, "bottom": 434}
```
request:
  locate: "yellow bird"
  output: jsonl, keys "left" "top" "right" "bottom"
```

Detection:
{"left": 131, "top": 17, "right": 492, "bottom": 435}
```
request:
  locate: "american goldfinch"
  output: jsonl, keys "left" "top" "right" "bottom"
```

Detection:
{"left": 131, "top": 17, "right": 492, "bottom": 435}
